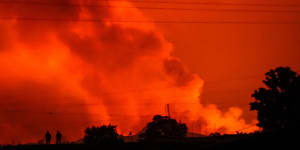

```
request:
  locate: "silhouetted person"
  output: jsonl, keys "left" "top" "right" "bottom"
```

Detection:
{"left": 45, "top": 131, "right": 51, "bottom": 144}
{"left": 56, "top": 130, "right": 62, "bottom": 144}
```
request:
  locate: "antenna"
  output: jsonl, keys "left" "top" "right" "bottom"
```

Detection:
{"left": 167, "top": 104, "right": 171, "bottom": 118}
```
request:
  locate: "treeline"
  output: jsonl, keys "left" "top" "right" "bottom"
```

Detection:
{"left": 82, "top": 66, "right": 300, "bottom": 144}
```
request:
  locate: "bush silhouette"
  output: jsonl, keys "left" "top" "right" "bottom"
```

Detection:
{"left": 84, "top": 125, "right": 123, "bottom": 144}
{"left": 140, "top": 115, "right": 187, "bottom": 141}
{"left": 250, "top": 67, "right": 300, "bottom": 132}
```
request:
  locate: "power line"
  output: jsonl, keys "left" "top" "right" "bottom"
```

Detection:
{"left": 107, "top": 0, "right": 300, "bottom": 7}
{"left": 105, "top": 0, "right": 300, "bottom": 7}
{"left": 0, "top": 109, "right": 158, "bottom": 117}
{"left": 0, "top": 101, "right": 243, "bottom": 107}
{"left": 1, "top": 1, "right": 300, "bottom": 13}
{"left": 0, "top": 17, "right": 299, "bottom": 24}
{"left": 2, "top": 0, "right": 300, "bottom": 8}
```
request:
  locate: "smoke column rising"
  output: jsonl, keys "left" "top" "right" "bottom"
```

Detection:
{"left": 0, "top": 0, "right": 257, "bottom": 144}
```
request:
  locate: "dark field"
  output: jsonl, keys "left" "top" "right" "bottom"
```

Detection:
{"left": 1, "top": 131, "right": 297, "bottom": 150}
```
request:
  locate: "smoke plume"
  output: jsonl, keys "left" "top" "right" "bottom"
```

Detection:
{"left": 0, "top": 0, "right": 257, "bottom": 144}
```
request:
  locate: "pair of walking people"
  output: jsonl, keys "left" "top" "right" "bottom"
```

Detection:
{"left": 45, "top": 130, "right": 62, "bottom": 144}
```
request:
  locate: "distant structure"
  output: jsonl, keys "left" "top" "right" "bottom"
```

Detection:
{"left": 45, "top": 131, "right": 51, "bottom": 144}
{"left": 139, "top": 115, "right": 187, "bottom": 141}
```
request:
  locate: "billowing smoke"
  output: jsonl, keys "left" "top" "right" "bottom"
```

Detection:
{"left": 0, "top": 0, "right": 257, "bottom": 144}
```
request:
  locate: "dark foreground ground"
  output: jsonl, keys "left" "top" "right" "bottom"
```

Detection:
{"left": 1, "top": 130, "right": 298, "bottom": 150}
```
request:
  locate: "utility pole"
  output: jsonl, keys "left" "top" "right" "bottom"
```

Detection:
{"left": 166, "top": 104, "right": 171, "bottom": 118}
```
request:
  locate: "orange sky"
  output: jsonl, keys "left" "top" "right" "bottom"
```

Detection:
{"left": 139, "top": 0, "right": 300, "bottom": 123}
{"left": 0, "top": 0, "right": 299, "bottom": 144}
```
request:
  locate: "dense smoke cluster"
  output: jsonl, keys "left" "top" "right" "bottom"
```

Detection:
{"left": 0, "top": 0, "right": 257, "bottom": 144}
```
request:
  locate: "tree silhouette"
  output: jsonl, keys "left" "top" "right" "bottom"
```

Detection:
{"left": 83, "top": 125, "right": 122, "bottom": 144}
{"left": 250, "top": 67, "right": 300, "bottom": 132}
{"left": 140, "top": 115, "right": 187, "bottom": 141}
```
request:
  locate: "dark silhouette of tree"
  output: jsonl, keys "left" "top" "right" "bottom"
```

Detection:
{"left": 83, "top": 125, "right": 123, "bottom": 144}
{"left": 139, "top": 115, "right": 187, "bottom": 141}
{"left": 250, "top": 67, "right": 300, "bottom": 132}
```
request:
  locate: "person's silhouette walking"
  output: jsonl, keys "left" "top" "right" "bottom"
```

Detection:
{"left": 45, "top": 131, "right": 51, "bottom": 144}
{"left": 56, "top": 130, "right": 62, "bottom": 144}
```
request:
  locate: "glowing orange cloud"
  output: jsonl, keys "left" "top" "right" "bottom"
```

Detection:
{"left": 0, "top": 0, "right": 258, "bottom": 144}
